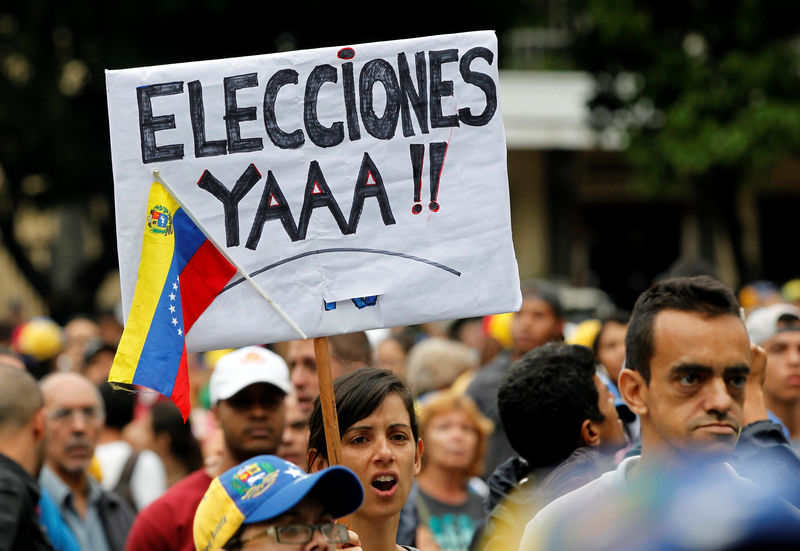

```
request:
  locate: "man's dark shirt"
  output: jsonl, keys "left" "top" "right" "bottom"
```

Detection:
{"left": 0, "top": 453, "right": 53, "bottom": 551}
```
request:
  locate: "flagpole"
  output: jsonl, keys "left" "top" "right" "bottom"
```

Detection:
{"left": 152, "top": 168, "right": 307, "bottom": 340}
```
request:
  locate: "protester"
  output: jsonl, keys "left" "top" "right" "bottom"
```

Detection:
{"left": 520, "top": 276, "right": 800, "bottom": 550}
{"left": 0, "top": 364, "right": 52, "bottom": 551}
{"left": 466, "top": 282, "right": 565, "bottom": 478}
{"left": 745, "top": 302, "right": 800, "bottom": 448}
{"left": 473, "top": 343, "right": 627, "bottom": 551}
{"left": 406, "top": 338, "right": 478, "bottom": 400}
{"left": 410, "top": 392, "right": 492, "bottom": 551}
{"left": 0, "top": 344, "right": 26, "bottom": 370}
{"left": 277, "top": 392, "right": 310, "bottom": 469}
{"left": 591, "top": 311, "right": 637, "bottom": 439}
{"left": 375, "top": 334, "right": 413, "bottom": 381}
{"left": 193, "top": 454, "right": 363, "bottom": 551}
{"left": 147, "top": 400, "right": 204, "bottom": 487}
{"left": 38, "top": 372, "right": 135, "bottom": 551}
{"left": 286, "top": 332, "right": 372, "bottom": 416}
{"left": 125, "top": 345, "right": 291, "bottom": 551}
{"left": 307, "top": 368, "right": 423, "bottom": 551}
{"left": 95, "top": 382, "right": 166, "bottom": 511}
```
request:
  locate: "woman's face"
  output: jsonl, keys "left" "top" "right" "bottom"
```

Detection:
{"left": 339, "top": 393, "right": 422, "bottom": 520}
{"left": 422, "top": 409, "right": 478, "bottom": 474}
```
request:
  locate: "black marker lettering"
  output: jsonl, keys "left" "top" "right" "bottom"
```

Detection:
{"left": 188, "top": 80, "right": 227, "bottom": 158}
{"left": 429, "top": 49, "right": 460, "bottom": 129}
{"left": 263, "top": 69, "right": 304, "bottom": 149}
{"left": 359, "top": 59, "right": 401, "bottom": 140}
{"left": 397, "top": 52, "right": 429, "bottom": 137}
{"left": 458, "top": 47, "right": 497, "bottom": 126}
{"left": 246, "top": 171, "right": 300, "bottom": 248}
{"left": 137, "top": 82, "right": 185, "bottom": 163}
{"left": 347, "top": 152, "right": 395, "bottom": 233}
{"left": 224, "top": 73, "right": 264, "bottom": 154}
{"left": 342, "top": 61, "right": 361, "bottom": 141}
{"left": 304, "top": 65, "right": 344, "bottom": 148}
{"left": 296, "top": 161, "right": 348, "bottom": 239}
{"left": 197, "top": 164, "right": 262, "bottom": 247}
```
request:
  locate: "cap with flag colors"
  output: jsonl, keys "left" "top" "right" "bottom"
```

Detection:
{"left": 109, "top": 182, "right": 237, "bottom": 419}
{"left": 193, "top": 455, "right": 364, "bottom": 551}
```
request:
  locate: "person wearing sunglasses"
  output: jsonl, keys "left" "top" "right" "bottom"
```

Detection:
{"left": 193, "top": 455, "right": 364, "bottom": 551}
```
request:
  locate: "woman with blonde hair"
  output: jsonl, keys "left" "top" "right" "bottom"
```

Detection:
{"left": 412, "top": 391, "right": 493, "bottom": 551}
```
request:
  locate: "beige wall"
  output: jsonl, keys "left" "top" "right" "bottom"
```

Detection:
{"left": 507, "top": 150, "right": 548, "bottom": 280}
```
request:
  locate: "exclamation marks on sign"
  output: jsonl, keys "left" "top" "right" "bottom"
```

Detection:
{"left": 410, "top": 144, "right": 424, "bottom": 214}
{"left": 409, "top": 142, "right": 448, "bottom": 214}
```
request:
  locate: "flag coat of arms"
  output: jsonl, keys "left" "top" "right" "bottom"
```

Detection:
{"left": 109, "top": 182, "right": 237, "bottom": 418}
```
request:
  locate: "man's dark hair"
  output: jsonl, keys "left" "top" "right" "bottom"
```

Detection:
{"left": 498, "top": 342, "right": 603, "bottom": 469}
{"left": 520, "top": 280, "right": 564, "bottom": 319}
{"left": 99, "top": 382, "right": 135, "bottom": 431}
{"left": 307, "top": 367, "right": 418, "bottom": 467}
{"left": 592, "top": 310, "right": 631, "bottom": 356}
{"left": 151, "top": 401, "right": 203, "bottom": 473}
{"left": 626, "top": 275, "right": 741, "bottom": 383}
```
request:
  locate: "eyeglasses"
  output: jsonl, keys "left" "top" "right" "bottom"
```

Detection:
{"left": 46, "top": 406, "right": 104, "bottom": 425}
{"left": 239, "top": 523, "right": 348, "bottom": 546}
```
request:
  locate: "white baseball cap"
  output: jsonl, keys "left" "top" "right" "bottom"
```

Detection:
{"left": 745, "top": 303, "right": 800, "bottom": 345}
{"left": 209, "top": 346, "right": 292, "bottom": 405}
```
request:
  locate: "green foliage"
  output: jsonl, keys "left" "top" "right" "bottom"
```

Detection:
{"left": 572, "top": 0, "right": 800, "bottom": 192}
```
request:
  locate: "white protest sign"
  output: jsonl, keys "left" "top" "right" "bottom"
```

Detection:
{"left": 106, "top": 30, "right": 521, "bottom": 350}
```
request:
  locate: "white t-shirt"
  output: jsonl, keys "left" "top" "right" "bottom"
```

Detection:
{"left": 94, "top": 441, "right": 167, "bottom": 510}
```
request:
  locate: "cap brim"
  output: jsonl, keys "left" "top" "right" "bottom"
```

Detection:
{"left": 212, "top": 375, "right": 292, "bottom": 405}
{"left": 246, "top": 466, "right": 364, "bottom": 524}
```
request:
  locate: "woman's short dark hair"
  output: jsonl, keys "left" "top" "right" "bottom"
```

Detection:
{"left": 307, "top": 368, "right": 418, "bottom": 468}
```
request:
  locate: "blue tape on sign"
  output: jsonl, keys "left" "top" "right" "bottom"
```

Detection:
{"left": 324, "top": 300, "right": 336, "bottom": 311}
{"left": 352, "top": 296, "right": 378, "bottom": 309}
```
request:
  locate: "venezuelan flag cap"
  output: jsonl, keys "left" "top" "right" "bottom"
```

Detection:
{"left": 194, "top": 455, "right": 363, "bottom": 551}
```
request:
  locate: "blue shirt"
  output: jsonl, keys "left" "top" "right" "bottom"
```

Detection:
{"left": 39, "top": 466, "right": 110, "bottom": 551}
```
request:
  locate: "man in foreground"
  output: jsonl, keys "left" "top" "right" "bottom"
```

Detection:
{"left": 193, "top": 454, "right": 363, "bottom": 551}
{"left": 126, "top": 346, "right": 291, "bottom": 551}
{"left": 0, "top": 364, "right": 52, "bottom": 550}
{"left": 520, "top": 276, "right": 800, "bottom": 550}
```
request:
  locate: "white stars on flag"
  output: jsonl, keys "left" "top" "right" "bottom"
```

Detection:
{"left": 167, "top": 277, "right": 184, "bottom": 338}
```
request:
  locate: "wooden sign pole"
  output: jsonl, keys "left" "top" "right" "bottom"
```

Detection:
{"left": 313, "top": 336, "right": 344, "bottom": 466}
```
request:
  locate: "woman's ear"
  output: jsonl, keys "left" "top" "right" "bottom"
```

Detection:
{"left": 414, "top": 438, "right": 423, "bottom": 476}
{"left": 580, "top": 419, "right": 601, "bottom": 447}
{"left": 307, "top": 449, "right": 328, "bottom": 473}
{"left": 618, "top": 369, "right": 648, "bottom": 416}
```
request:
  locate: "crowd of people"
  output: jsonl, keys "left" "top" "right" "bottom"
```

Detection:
{"left": 2, "top": 270, "right": 800, "bottom": 550}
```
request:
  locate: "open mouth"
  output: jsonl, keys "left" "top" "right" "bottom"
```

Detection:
{"left": 371, "top": 474, "right": 398, "bottom": 494}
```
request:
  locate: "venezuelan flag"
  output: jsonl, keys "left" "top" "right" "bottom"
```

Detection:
{"left": 110, "top": 182, "right": 237, "bottom": 419}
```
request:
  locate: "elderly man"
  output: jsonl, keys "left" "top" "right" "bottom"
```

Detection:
{"left": 126, "top": 345, "right": 291, "bottom": 551}
{"left": 193, "top": 455, "right": 363, "bottom": 551}
{"left": 38, "top": 372, "right": 134, "bottom": 551}
{"left": 520, "top": 276, "right": 800, "bottom": 550}
{"left": 0, "top": 365, "right": 51, "bottom": 551}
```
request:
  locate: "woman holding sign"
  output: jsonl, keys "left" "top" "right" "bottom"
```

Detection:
{"left": 306, "top": 368, "right": 423, "bottom": 551}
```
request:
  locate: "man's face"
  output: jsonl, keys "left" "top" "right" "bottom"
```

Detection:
{"left": 593, "top": 375, "right": 627, "bottom": 449}
{"left": 511, "top": 297, "right": 563, "bottom": 357}
{"left": 43, "top": 375, "right": 104, "bottom": 477}
{"left": 642, "top": 311, "right": 750, "bottom": 458}
{"left": 215, "top": 383, "right": 286, "bottom": 463}
{"left": 234, "top": 498, "right": 334, "bottom": 550}
{"left": 763, "top": 330, "right": 800, "bottom": 404}
{"left": 287, "top": 340, "right": 318, "bottom": 416}
{"left": 277, "top": 394, "right": 310, "bottom": 468}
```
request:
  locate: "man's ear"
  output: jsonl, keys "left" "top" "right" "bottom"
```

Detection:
{"left": 307, "top": 449, "right": 328, "bottom": 473}
{"left": 618, "top": 369, "right": 648, "bottom": 416}
{"left": 414, "top": 438, "right": 423, "bottom": 476}
{"left": 580, "top": 419, "right": 601, "bottom": 448}
{"left": 32, "top": 408, "right": 46, "bottom": 441}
